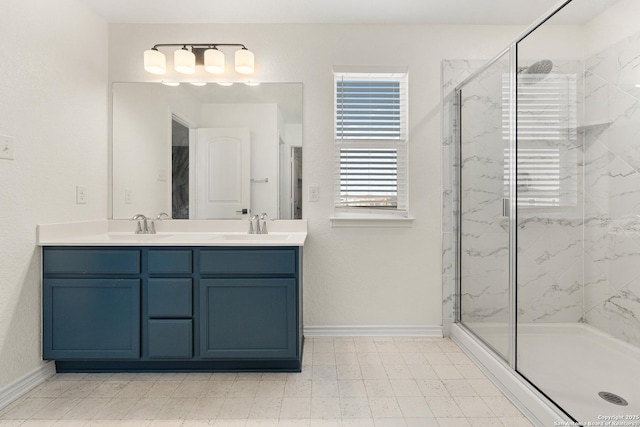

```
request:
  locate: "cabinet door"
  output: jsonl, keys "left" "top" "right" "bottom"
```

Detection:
{"left": 200, "top": 278, "right": 297, "bottom": 359}
{"left": 43, "top": 279, "right": 140, "bottom": 360}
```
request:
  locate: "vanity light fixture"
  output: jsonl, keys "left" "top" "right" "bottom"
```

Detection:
{"left": 189, "top": 82, "right": 207, "bottom": 86}
{"left": 144, "top": 43, "right": 255, "bottom": 75}
{"left": 244, "top": 81, "right": 261, "bottom": 86}
{"left": 161, "top": 81, "right": 180, "bottom": 86}
{"left": 217, "top": 82, "right": 234, "bottom": 87}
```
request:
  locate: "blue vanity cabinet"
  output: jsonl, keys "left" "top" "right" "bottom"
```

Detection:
{"left": 42, "top": 245, "right": 302, "bottom": 371}
{"left": 42, "top": 249, "right": 141, "bottom": 360}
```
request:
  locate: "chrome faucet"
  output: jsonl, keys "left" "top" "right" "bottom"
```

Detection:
{"left": 150, "top": 212, "right": 169, "bottom": 234}
{"left": 249, "top": 215, "right": 259, "bottom": 234}
{"left": 131, "top": 214, "right": 148, "bottom": 234}
{"left": 259, "top": 213, "right": 269, "bottom": 234}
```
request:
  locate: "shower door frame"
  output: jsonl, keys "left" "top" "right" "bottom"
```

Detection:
{"left": 455, "top": 44, "right": 518, "bottom": 369}
{"left": 452, "top": 0, "right": 577, "bottom": 423}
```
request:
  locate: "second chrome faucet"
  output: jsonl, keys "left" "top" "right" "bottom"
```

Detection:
{"left": 248, "top": 213, "right": 269, "bottom": 234}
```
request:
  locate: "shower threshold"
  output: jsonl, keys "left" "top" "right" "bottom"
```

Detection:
{"left": 460, "top": 322, "right": 640, "bottom": 423}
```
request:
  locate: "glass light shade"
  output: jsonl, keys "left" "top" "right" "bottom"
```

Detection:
{"left": 204, "top": 48, "right": 225, "bottom": 74}
{"left": 144, "top": 49, "right": 166, "bottom": 75}
{"left": 174, "top": 48, "right": 196, "bottom": 74}
{"left": 161, "top": 81, "right": 180, "bottom": 87}
{"left": 235, "top": 49, "right": 255, "bottom": 74}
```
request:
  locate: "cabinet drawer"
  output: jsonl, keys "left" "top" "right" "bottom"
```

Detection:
{"left": 148, "top": 319, "right": 193, "bottom": 359}
{"left": 148, "top": 278, "right": 192, "bottom": 318}
{"left": 148, "top": 250, "right": 192, "bottom": 274}
{"left": 200, "top": 249, "right": 296, "bottom": 275}
{"left": 44, "top": 249, "right": 140, "bottom": 275}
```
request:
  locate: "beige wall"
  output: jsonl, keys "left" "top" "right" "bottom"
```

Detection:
{"left": 0, "top": 0, "right": 108, "bottom": 390}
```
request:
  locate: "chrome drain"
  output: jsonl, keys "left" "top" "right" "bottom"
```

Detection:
{"left": 599, "top": 391, "right": 628, "bottom": 406}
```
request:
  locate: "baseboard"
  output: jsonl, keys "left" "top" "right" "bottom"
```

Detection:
{"left": 304, "top": 324, "right": 442, "bottom": 337}
{"left": 0, "top": 362, "right": 55, "bottom": 411}
{"left": 451, "top": 323, "right": 569, "bottom": 426}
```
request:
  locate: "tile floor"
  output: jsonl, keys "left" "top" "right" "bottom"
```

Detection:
{"left": 0, "top": 337, "right": 533, "bottom": 426}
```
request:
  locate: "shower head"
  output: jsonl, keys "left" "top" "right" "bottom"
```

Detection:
{"left": 518, "top": 60, "right": 553, "bottom": 85}
{"left": 520, "top": 59, "right": 553, "bottom": 75}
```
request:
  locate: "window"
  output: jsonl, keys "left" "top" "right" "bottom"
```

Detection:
{"left": 334, "top": 72, "right": 408, "bottom": 216}
{"left": 502, "top": 72, "right": 577, "bottom": 207}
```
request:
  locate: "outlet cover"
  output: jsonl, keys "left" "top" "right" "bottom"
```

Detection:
{"left": 76, "top": 185, "right": 87, "bottom": 204}
{"left": 125, "top": 189, "right": 133, "bottom": 204}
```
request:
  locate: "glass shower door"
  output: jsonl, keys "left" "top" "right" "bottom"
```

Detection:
{"left": 459, "top": 51, "right": 512, "bottom": 360}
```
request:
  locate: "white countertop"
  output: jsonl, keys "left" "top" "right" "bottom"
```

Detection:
{"left": 37, "top": 220, "right": 307, "bottom": 247}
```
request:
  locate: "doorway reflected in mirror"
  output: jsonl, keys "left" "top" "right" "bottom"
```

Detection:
{"left": 172, "top": 118, "right": 189, "bottom": 219}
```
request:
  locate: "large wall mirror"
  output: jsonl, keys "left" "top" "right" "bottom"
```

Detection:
{"left": 112, "top": 82, "right": 302, "bottom": 220}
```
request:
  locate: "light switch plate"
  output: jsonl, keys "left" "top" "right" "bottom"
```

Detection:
{"left": 157, "top": 168, "right": 168, "bottom": 181}
{"left": 309, "top": 185, "right": 319, "bottom": 202}
{"left": 0, "top": 134, "right": 14, "bottom": 160}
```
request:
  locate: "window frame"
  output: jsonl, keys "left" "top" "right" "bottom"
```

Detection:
{"left": 333, "top": 71, "right": 409, "bottom": 219}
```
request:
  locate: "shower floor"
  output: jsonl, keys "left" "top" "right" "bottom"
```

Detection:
{"left": 464, "top": 322, "right": 640, "bottom": 423}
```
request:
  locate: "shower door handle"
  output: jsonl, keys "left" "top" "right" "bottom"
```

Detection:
{"left": 502, "top": 198, "right": 509, "bottom": 217}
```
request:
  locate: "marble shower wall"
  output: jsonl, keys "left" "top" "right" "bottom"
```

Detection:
{"left": 583, "top": 31, "right": 640, "bottom": 347}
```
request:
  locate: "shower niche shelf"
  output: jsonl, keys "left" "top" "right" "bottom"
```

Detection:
{"left": 576, "top": 122, "right": 612, "bottom": 134}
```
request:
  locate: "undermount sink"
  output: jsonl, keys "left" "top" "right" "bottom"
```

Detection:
{"left": 209, "top": 233, "right": 290, "bottom": 241}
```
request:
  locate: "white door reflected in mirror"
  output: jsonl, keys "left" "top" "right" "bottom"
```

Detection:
{"left": 194, "top": 128, "right": 250, "bottom": 219}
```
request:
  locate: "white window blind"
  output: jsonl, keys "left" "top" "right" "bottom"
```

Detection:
{"left": 502, "top": 73, "right": 577, "bottom": 207}
{"left": 334, "top": 72, "right": 408, "bottom": 213}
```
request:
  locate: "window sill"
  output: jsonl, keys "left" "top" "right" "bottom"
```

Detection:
{"left": 329, "top": 216, "right": 416, "bottom": 228}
